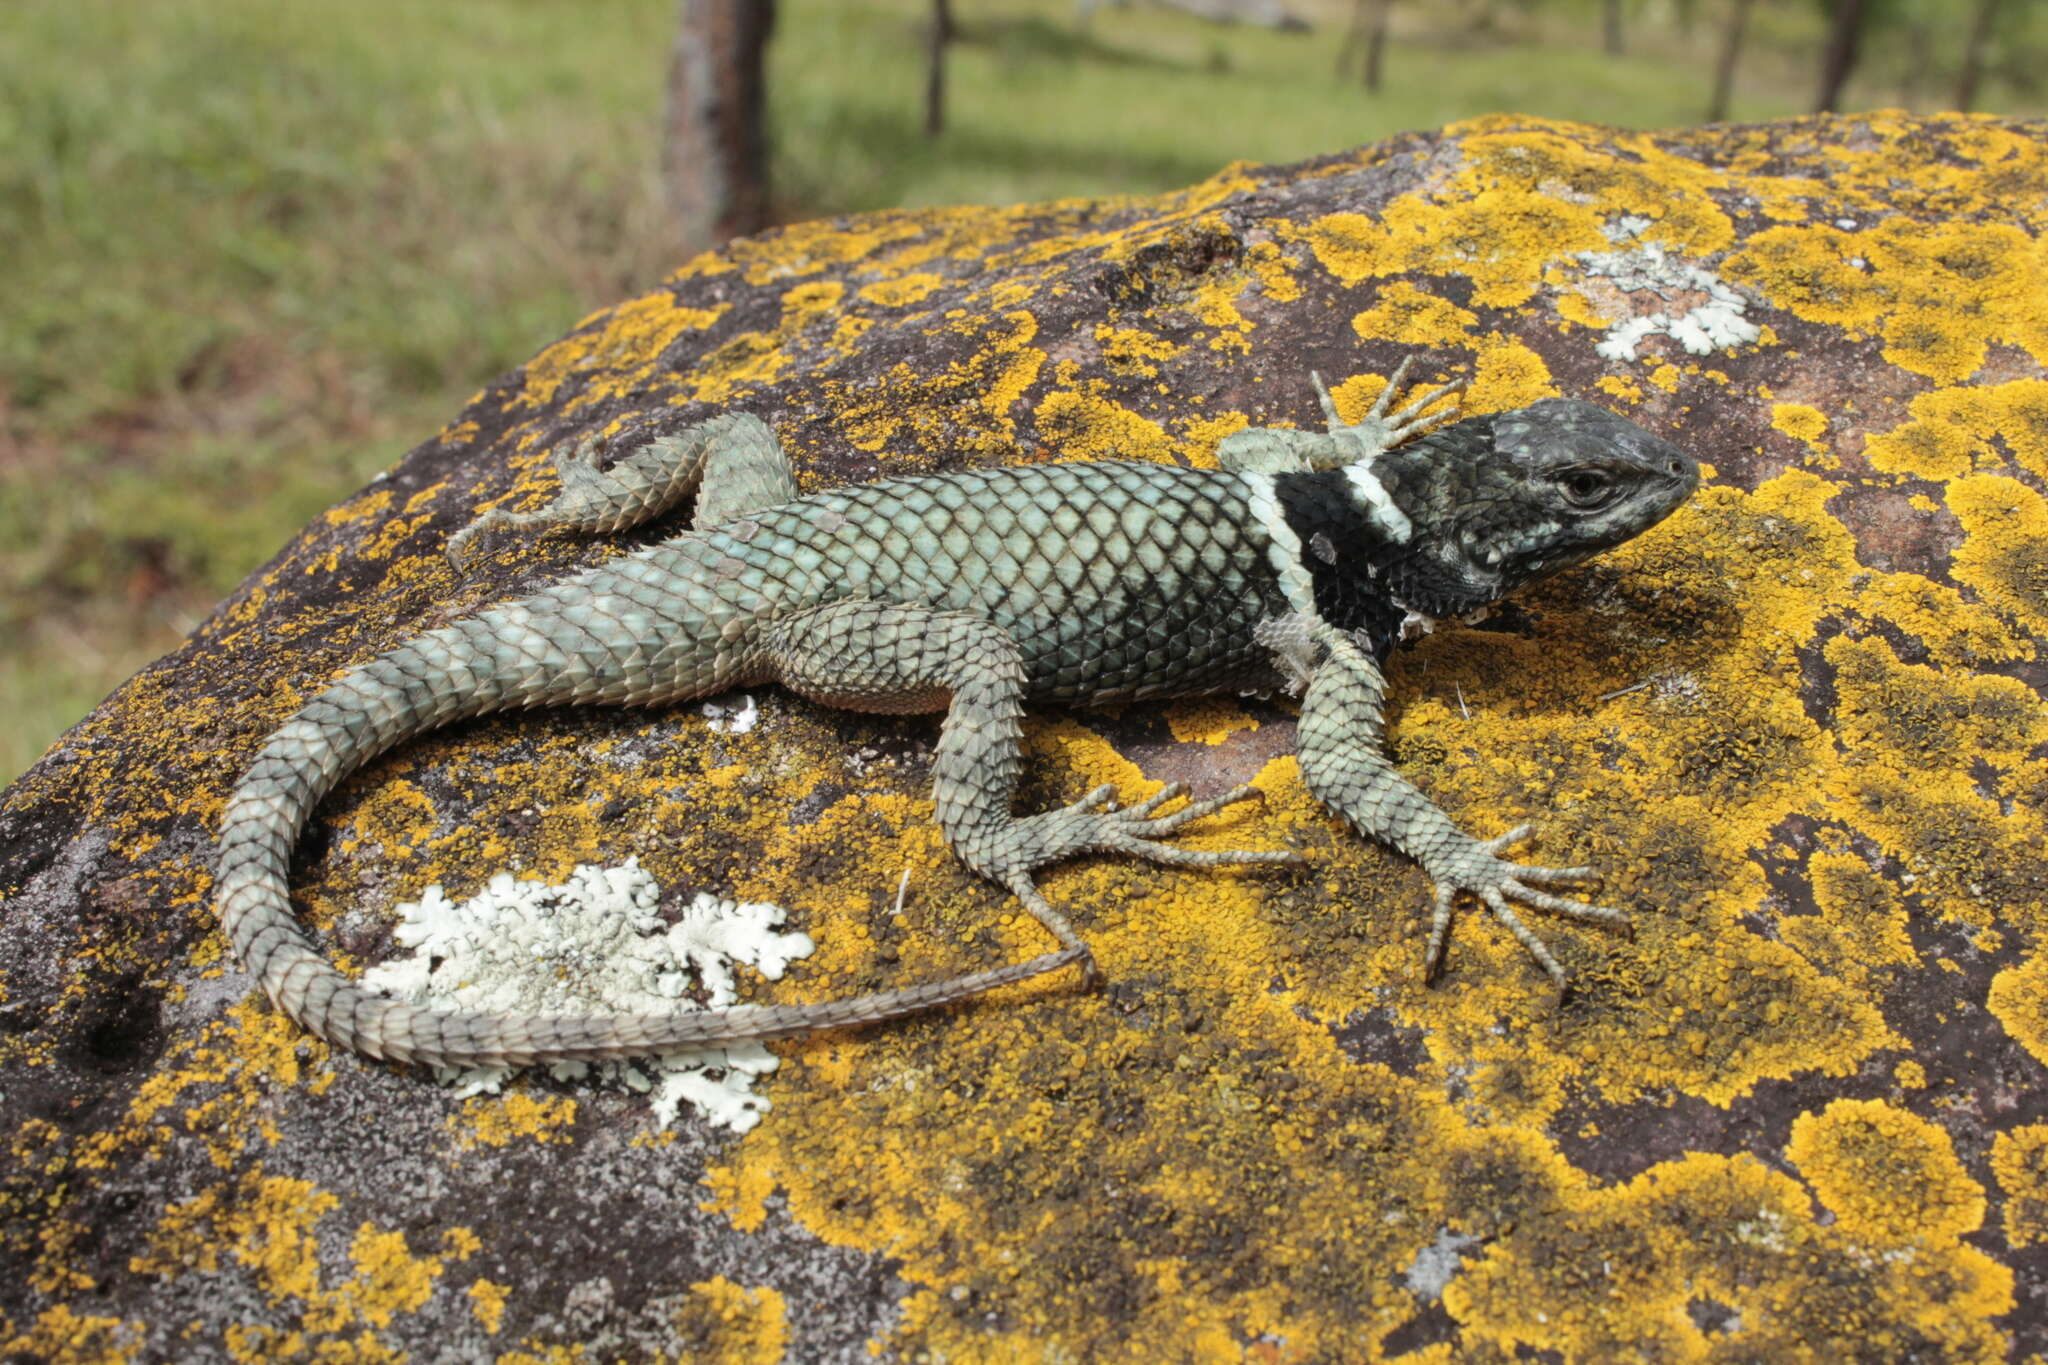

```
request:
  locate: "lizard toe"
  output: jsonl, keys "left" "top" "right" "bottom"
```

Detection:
{"left": 1502, "top": 880, "right": 1629, "bottom": 925}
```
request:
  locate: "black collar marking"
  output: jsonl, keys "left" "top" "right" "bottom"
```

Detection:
{"left": 1271, "top": 470, "right": 1407, "bottom": 661}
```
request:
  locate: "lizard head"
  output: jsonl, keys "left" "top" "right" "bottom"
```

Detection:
{"left": 1371, "top": 398, "right": 1699, "bottom": 616}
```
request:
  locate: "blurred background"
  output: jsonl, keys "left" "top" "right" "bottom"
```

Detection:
{"left": 3, "top": 0, "right": 2041, "bottom": 783}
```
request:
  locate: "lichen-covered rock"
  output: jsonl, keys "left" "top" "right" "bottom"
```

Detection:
{"left": 5, "top": 111, "right": 2048, "bottom": 1362}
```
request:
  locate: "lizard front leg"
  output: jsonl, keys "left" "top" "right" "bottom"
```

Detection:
{"left": 1216, "top": 356, "right": 1465, "bottom": 474}
{"left": 1294, "top": 624, "right": 1629, "bottom": 997}
{"left": 761, "top": 601, "right": 1300, "bottom": 986}
{"left": 448, "top": 412, "right": 797, "bottom": 568}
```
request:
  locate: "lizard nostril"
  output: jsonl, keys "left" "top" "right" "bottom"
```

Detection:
{"left": 1668, "top": 460, "right": 1684, "bottom": 476}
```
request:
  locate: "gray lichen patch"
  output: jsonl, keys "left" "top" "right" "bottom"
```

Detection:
{"left": 361, "top": 858, "right": 812, "bottom": 1131}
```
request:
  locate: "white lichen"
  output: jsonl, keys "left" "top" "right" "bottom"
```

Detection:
{"left": 359, "top": 858, "right": 813, "bottom": 1133}
{"left": 1577, "top": 216, "right": 1761, "bottom": 361}
{"left": 702, "top": 693, "right": 759, "bottom": 733}
{"left": 1403, "top": 1226, "right": 1481, "bottom": 1299}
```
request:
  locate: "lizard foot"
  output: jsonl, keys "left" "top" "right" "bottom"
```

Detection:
{"left": 1312, "top": 354, "right": 1466, "bottom": 460}
{"left": 445, "top": 509, "right": 509, "bottom": 573}
{"left": 1420, "top": 824, "right": 1629, "bottom": 1001}
{"left": 993, "top": 782, "right": 1304, "bottom": 988}
{"left": 444, "top": 435, "right": 610, "bottom": 572}
{"left": 1021, "top": 781, "right": 1305, "bottom": 871}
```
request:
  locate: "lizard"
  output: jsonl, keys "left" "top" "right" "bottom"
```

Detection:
{"left": 217, "top": 360, "right": 1699, "bottom": 1069}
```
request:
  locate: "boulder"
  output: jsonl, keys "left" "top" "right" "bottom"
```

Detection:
{"left": 4, "top": 111, "right": 2046, "bottom": 1361}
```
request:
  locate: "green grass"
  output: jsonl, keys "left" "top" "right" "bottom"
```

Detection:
{"left": 3, "top": 0, "right": 2039, "bottom": 784}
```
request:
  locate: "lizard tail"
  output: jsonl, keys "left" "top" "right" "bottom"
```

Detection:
{"left": 218, "top": 625, "right": 1082, "bottom": 1069}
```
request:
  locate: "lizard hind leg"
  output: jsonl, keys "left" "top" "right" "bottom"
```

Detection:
{"left": 759, "top": 601, "right": 1299, "bottom": 993}
{"left": 995, "top": 781, "right": 1304, "bottom": 985}
{"left": 689, "top": 414, "right": 800, "bottom": 528}
{"left": 446, "top": 413, "right": 792, "bottom": 569}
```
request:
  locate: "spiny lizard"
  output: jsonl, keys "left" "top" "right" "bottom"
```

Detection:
{"left": 218, "top": 362, "right": 1698, "bottom": 1068}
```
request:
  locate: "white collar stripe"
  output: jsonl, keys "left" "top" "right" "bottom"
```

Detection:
{"left": 1343, "top": 463, "right": 1413, "bottom": 543}
{"left": 1238, "top": 472, "right": 1321, "bottom": 619}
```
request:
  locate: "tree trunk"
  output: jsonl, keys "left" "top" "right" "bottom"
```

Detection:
{"left": 1955, "top": 0, "right": 2001, "bottom": 112}
{"left": 1336, "top": 0, "right": 1367, "bottom": 79}
{"left": 1364, "top": 0, "right": 1393, "bottom": 92}
{"left": 925, "top": 0, "right": 954, "bottom": 136}
{"left": 1604, "top": 0, "right": 1624, "bottom": 55}
{"left": 1813, "top": 0, "right": 1867, "bottom": 114}
{"left": 662, "top": 0, "right": 776, "bottom": 252}
{"left": 1707, "top": 0, "right": 1755, "bottom": 122}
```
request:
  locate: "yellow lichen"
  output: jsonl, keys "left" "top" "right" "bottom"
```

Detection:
{"left": 1187, "top": 272, "right": 1256, "bottom": 353}
{"left": 1770, "top": 402, "right": 1829, "bottom": 447}
{"left": 1992, "top": 1125, "right": 2048, "bottom": 1249}
{"left": 337, "top": 1223, "right": 441, "bottom": 1329}
{"left": 1347, "top": 281, "right": 1479, "bottom": 348}
{"left": 725, "top": 217, "right": 927, "bottom": 287}
{"left": 1243, "top": 239, "right": 1301, "bottom": 303}
{"left": 122, "top": 999, "right": 327, "bottom": 1169}
{"left": 1466, "top": 334, "right": 1558, "bottom": 411}
{"left": 1989, "top": 953, "right": 2048, "bottom": 1067}
{"left": 1779, "top": 851, "right": 1915, "bottom": 987}
{"left": 128, "top": 1168, "right": 462, "bottom": 1355}
{"left": 857, "top": 273, "right": 943, "bottom": 307}
{"left": 1176, "top": 411, "right": 1251, "bottom": 470}
{"left": 494, "top": 1345, "right": 587, "bottom": 1365}
{"left": 1093, "top": 324, "right": 1182, "bottom": 378}
{"left": 0, "top": 1304, "right": 146, "bottom": 1365}
{"left": 1161, "top": 698, "right": 1258, "bottom": 746}
{"left": 1857, "top": 569, "right": 2032, "bottom": 669}
{"left": 131, "top": 1171, "right": 338, "bottom": 1301}
{"left": 1595, "top": 373, "right": 1643, "bottom": 403}
{"left": 1726, "top": 219, "right": 2048, "bottom": 383}
{"left": 1297, "top": 212, "right": 1390, "bottom": 287}
{"left": 1300, "top": 188, "right": 1608, "bottom": 310}
{"left": 469, "top": 1279, "right": 510, "bottom": 1336}
{"left": 514, "top": 293, "right": 728, "bottom": 413}
{"left": 1786, "top": 1099, "right": 1984, "bottom": 1246}
{"left": 979, "top": 311, "right": 1047, "bottom": 426}
{"left": 698, "top": 1162, "right": 777, "bottom": 1235}
{"left": 668, "top": 1278, "right": 789, "bottom": 1365}
{"left": 1947, "top": 474, "right": 2048, "bottom": 650}
{"left": 1450, "top": 1149, "right": 2010, "bottom": 1361}
{"left": 451, "top": 1092, "right": 579, "bottom": 1150}
{"left": 1032, "top": 389, "right": 1174, "bottom": 464}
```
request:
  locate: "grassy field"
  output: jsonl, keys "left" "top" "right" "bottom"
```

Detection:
{"left": 3, "top": 0, "right": 2039, "bottom": 783}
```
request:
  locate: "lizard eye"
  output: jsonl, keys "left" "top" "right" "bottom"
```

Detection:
{"left": 1559, "top": 469, "right": 1615, "bottom": 508}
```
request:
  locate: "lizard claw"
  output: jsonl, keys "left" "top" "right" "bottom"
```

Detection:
{"left": 1421, "top": 825, "right": 1626, "bottom": 998}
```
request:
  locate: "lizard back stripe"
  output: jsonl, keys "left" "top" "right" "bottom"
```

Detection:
{"left": 1272, "top": 470, "right": 1407, "bottom": 660}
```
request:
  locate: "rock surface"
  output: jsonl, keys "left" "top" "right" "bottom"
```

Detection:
{"left": 5, "top": 112, "right": 2048, "bottom": 1362}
